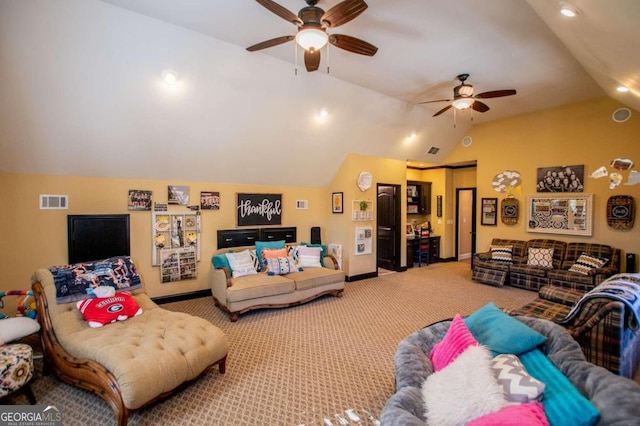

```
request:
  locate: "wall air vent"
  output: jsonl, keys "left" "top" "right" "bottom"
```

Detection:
{"left": 40, "top": 194, "right": 68, "bottom": 210}
{"left": 427, "top": 146, "right": 440, "bottom": 155}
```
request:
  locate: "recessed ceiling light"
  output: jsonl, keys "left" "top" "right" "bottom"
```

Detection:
{"left": 162, "top": 70, "right": 179, "bottom": 85}
{"left": 317, "top": 107, "right": 330, "bottom": 118}
{"left": 616, "top": 86, "right": 630, "bottom": 93}
{"left": 560, "top": 3, "right": 580, "bottom": 17}
{"left": 407, "top": 132, "right": 417, "bottom": 141}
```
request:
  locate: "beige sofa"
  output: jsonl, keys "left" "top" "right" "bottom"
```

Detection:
{"left": 210, "top": 245, "right": 345, "bottom": 321}
{"left": 32, "top": 257, "right": 228, "bottom": 426}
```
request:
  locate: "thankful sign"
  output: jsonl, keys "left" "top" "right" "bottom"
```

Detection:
{"left": 236, "top": 193, "right": 282, "bottom": 226}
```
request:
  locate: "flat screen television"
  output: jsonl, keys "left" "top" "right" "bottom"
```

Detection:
{"left": 67, "top": 214, "right": 130, "bottom": 264}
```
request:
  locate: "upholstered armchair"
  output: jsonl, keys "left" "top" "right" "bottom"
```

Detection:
{"left": 508, "top": 273, "right": 640, "bottom": 378}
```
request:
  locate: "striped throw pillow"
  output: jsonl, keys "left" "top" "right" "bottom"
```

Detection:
{"left": 569, "top": 253, "right": 608, "bottom": 275}
{"left": 490, "top": 245, "right": 513, "bottom": 263}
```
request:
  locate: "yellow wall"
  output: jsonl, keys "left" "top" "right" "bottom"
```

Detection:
{"left": 446, "top": 97, "right": 640, "bottom": 262}
{"left": 0, "top": 173, "right": 329, "bottom": 297}
{"left": 328, "top": 154, "right": 408, "bottom": 275}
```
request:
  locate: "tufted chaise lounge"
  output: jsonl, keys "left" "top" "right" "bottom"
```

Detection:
{"left": 32, "top": 264, "right": 229, "bottom": 426}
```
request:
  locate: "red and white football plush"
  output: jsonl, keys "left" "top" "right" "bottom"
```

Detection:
{"left": 76, "top": 291, "right": 142, "bottom": 328}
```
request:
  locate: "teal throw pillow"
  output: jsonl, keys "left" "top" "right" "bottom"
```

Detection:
{"left": 519, "top": 349, "right": 600, "bottom": 426}
{"left": 464, "top": 302, "right": 547, "bottom": 356}
{"left": 211, "top": 253, "right": 231, "bottom": 270}
{"left": 255, "top": 240, "right": 286, "bottom": 270}
{"left": 301, "top": 242, "right": 327, "bottom": 267}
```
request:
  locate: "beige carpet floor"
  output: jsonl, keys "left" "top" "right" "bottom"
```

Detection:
{"left": 8, "top": 262, "right": 544, "bottom": 425}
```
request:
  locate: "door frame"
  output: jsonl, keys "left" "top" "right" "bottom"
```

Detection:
{"left": 376, "top": 183, "right": 402, "bottom": 271}
{"left": 455, "top": 187, "right": 477, "bottom": 261}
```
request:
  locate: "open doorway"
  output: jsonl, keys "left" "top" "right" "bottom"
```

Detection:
{"left": 455, "top": 188, "right": 476, "bottom": 263}
{"left": 377, "top": 184, "right": 401, "bottom": 271}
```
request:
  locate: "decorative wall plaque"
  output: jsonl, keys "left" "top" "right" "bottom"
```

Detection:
{"left": 501, "top": 197, "right": 519, "bottom": 225}
{"left": 607, "top": 195, "right": 635, "bottom": 230}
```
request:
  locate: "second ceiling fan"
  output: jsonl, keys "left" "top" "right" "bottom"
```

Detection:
{"left": 246, "top": 0, "right": 378, "bottom": 72}
{"left": 419, "top": 74, "right": 517, "bottom": 117}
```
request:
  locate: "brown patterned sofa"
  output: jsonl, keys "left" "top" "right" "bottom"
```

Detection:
{"left": 473, "top": 238, "right": 620, "bottom": 292}
{"left": 508, "top": 273, "right": 640, "bottom": 379}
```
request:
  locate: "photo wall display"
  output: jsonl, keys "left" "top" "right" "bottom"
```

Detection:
{"left": 526, "top": 193, "right": 593, "bottom": 236}
{"left": 152, "top": 211, "right": 201, "bottom": 266}
{"left": 160, "top": 247, "right": 197, "bottom": 283}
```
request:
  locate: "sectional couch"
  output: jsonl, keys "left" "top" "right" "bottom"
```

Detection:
{"left": 472, "top": 238, "right": 620, "bottom": 291}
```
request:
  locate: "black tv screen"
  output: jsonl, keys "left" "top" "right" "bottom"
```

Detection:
{"left": 67, "top": 214, "right": 130, "bottom": 264}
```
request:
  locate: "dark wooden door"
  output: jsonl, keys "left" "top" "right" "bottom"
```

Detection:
{"left": 377, "top": 184, "right": 400, "bottom": 271}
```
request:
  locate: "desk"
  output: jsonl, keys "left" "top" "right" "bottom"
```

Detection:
{"left": 407, "top": 236, "right": 440, "bottom": 267}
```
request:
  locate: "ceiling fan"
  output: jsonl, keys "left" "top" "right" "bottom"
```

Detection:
{"left": 419, "top": 74, "right": 516, "bottom": 117}
{"left": 246, "top": 0, "right": 378, "bottom": 72}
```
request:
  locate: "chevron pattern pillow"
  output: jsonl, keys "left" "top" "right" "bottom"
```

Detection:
{"left": 568, "top": 253, "right": 608, "bottom": 275}
{"left": 490, "top": 245, "right": 513, "bottom": 263}
{"left": 490, "top": 354, "right": 545, "bottom": 403}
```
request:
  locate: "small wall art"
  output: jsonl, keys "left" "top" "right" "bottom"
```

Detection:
{"left": 481, "top": 198, "right": 498, "bottom": 226}
{"left": 501, "top": 197, "right": 519, "bottom": 225}
{"left": 200, "top": 191, "right": 220, "bottom": 210}
{"left": 355, "top": 226, "right": 373, "bottom": 256}
{"left": 128, "top": 190, "right": 152, "bottom": 211}
{"left": 332, "top": 192, "right": 343, "bottom": 214}
{"left": 536, "top": 165, "right": 584, "bottom": 192}
{"left": 168, "top": 185, "right": 190, "bottom": 205}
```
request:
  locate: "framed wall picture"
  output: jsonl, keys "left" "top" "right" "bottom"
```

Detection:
{"left": 168, "top": 185, "right": 190, "bottom": 205}
{"left": 236, "top": 193, "right": 282, "bottom": 226}
{"left": 481, "top": 198, "right": 498, "bottom": 226}
{"left": 200, "top": 191, "right": 220, "bottom": 210}
{"left": 526, "top": 193, "right": 593, "bottom": 236}
{"left": 128, "top": 190, "right": 152, "bottom": 211}
{"left": 536, "top": 165, "right": 584, "bottom": 192}
{"left": 332, "top": 192, "right": 343, "bottom": 214}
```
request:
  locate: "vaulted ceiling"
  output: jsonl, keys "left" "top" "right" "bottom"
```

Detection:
{"left": 1, "top": 0, "right": 638, "bottom": 186}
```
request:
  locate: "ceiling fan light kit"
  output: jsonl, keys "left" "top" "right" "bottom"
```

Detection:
{"left": 247, "top": 0, "right": 377, "bottom": 73}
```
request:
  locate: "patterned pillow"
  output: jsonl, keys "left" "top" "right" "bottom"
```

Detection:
{"left": 568, "top": 253, "right": 608, "bottom": 275}
{"left": 248, "top": 249, "right": 260, "bottom": 272}
{"left": 287, "top": 245, "right": 299, "bottom": 261}
{"left": 490, "top": 354, "right": 545, "bottom": 403}
{"left": 527, "top": 248, "right": 554, "bottom": 268}
{"left": 490, "top": 245, "right": 514, "bottom": 263}
{"left": 261, "top": 247, "right": 288, "bottom": 260}
{"left": 225, "top": 250, "right": 258, "bottom": 278}
{"left": 265, "top": 257, "right": 302, "bottom": 276}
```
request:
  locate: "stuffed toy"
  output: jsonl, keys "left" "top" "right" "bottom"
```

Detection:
{"left": 76, "top": 287, "right": 142, "bottom": 328}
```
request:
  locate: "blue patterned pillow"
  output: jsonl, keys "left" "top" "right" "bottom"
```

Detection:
{"left": 265, "top": 256, "right": 302, "bottom": 275}
{"left": 255, "top": 240, "right": 286, "bottom": 270}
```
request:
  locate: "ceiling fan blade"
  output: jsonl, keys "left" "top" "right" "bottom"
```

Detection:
{"left": 246, "top": 35, "right": 294, "bottom": 52}
{"left": 255, "top": 0, "right": 302, "bottom": 26}
{"left": 418, "top": 98, "right": 452, "bottom": 105}
{"left": 471, "top": 100, "right": 490, "bottom": 113}
{"left": 433, "top": 104, "right": 453, "bottom": 117}
{"left": 321, "top": 0, "right": 368, "bottom": 28}
{"left": 329, "top": 34, "right": 378, "bottom": 56}
{"left": 304, "top": 49, "right": 321, "bottom": 72}
{"left": 475, "top": 89, "right": 516, "bottom": 99}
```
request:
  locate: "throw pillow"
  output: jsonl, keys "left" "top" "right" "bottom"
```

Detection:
{"left": 225, "top": 250, "right": 258, "bottom": 278}
{"left": 568, "top": 253, "right": 609, "bottom": 275}
{"left": 297, "top": 246, "right": 323, "bottom": 268}
{"left": 211, "top": 253, "right": 231, "bottom": 270}
{"left": 265, "top": 257, "right": 302, "bottom": 275}
{"left": 248, "top": 249, "right": 260, "bottom": 272}
{"left": 255, "top": 240, "right": 286, "bottom": 270}
{"left": 422, "top": 345, "right": 507, "bottom": 426}
{"left": 490, "top": 354, "right": 545, "bottom": 403}
{"left": 261, "top": 247, "right": 288, "bottom": 260}
{"left": 527, "top": 248, "right": 554, "bottom": 268}
{"left": 490, "top": 245, "right": 514, "bottom": 263}
{"left": 467, "top": 402, "right": 549, "bottom": 426}
{"left": 464, "top": 303, "right": 547, "bottom": 356}
{"left": 287, "top": 245, "right": 299, "bottom": 261}
{"left": 301, "top": 242, "right": 327, "bottom": 267}
{"left": 0, "top": 317, "right": 41, "bottom": 345}
{"left": 430, "top": 314, "right": 479, "bottom": 371}
{"left": 76, "top": 291, "right": 142, "bottom": 328}
{"left": 519, "top": 349, "right": 600, "bottom": 426}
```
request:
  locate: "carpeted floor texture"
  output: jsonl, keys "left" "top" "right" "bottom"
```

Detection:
{"left": 7, "top": 263, "right": 547, "bottom": 424}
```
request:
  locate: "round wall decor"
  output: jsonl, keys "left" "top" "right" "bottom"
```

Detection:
{"left": 461, "top": 136, "right": 472, "bottom": 147}
{"left": 357, "top": 172, "right": 373, "bottom": 192}
{"left": 612, "top": 108, "right": 632, "bottom": 123}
